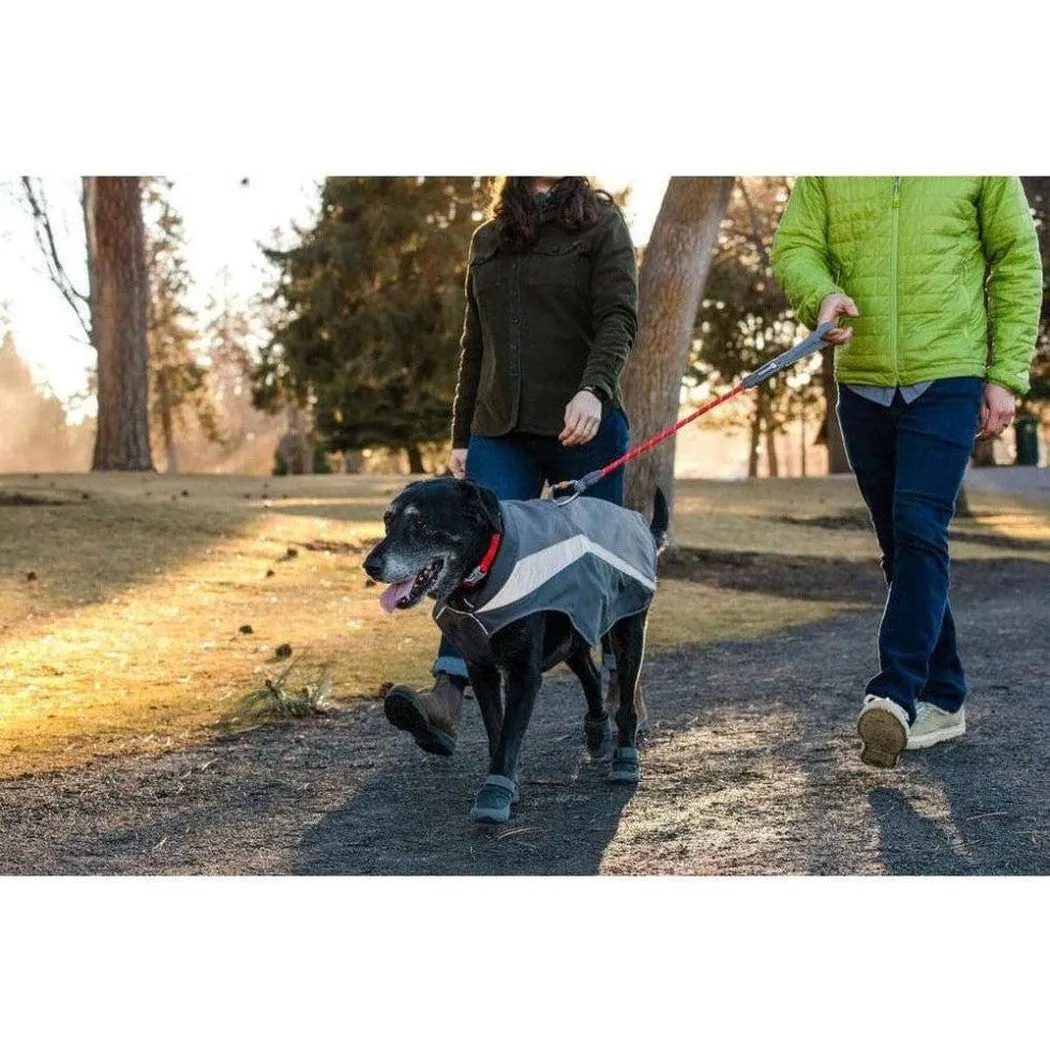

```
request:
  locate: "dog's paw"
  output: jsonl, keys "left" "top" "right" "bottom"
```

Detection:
{"left": 470, "top": 774, "right": 519, "bottom": 823}
{"left": 607, "top": 746, "right": 639, "bottom": 784}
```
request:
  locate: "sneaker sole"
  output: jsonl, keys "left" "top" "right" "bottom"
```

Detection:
{"left": 857, "top": 707, "right": 908, "bottom": 769}
{"left": 905, "top": 722, "right": 965, "bottom": 750}
{"left": 383, "top": 691, "right": 456, "bottom": 757}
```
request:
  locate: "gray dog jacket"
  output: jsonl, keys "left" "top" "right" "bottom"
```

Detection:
{"left": 433, "top": 496, "right": 657, "bottom": 658}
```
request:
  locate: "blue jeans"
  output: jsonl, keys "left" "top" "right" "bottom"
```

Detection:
{"left": 837, "top": 378, "right": 983, "bottom": 722}
{"left": 434, "top": 407, "right": 630, "bottom": 679}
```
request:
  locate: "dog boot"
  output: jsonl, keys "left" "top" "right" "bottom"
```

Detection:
{"left": 607, "top": 746, "right": 639, "bottom": 784}
{"left": 470, "top": 775, "right": 520, "bottom": 824}
{"left": 384, "top": 672, "right": 466, "bottom": 757}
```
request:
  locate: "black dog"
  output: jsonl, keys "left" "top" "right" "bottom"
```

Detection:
{"left": 363, "top": 477, "right": 667, "bottom": 823}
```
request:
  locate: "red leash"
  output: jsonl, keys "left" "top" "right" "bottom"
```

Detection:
{"left": 551, "top": 323, "right": 833, "bottom": 505}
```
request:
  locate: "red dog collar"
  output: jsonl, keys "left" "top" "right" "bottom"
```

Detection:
{"left": 461, "top": 532, "right": 502, "bottom": 588}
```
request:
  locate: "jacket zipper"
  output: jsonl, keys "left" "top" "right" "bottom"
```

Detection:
{"left": 890, "top": 176, "right": 901, "bottom": 383}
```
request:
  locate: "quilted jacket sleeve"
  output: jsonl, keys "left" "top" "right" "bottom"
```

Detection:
{"left": 978, "top": 177, "right": 1043, "bottom": 397}
{"left": 771, "top": 177, "right": 844, "bottom": 330}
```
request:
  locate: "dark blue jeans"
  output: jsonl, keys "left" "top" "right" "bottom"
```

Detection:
{"left": 837, "top": 378, "right": 983, "bottom": 722}
{"left": 434, "top": 407, "right": 630, "bottom": 679}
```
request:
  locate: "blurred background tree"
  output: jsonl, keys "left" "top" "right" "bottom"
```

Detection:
{"left": 143, "top": 178, "right": 219, "bottom": 473}
{"left": 692, "top": 177, "right": 825, "bottom": 479}
{"left": 84, "top": 176, "right": 154, "bottom": 470}
{"left": 22, "top": 176, "right": 154, "bottom": 470}
{"left": 255, "top": 176, "right": 496, "bottom": 473}
{"left": 1021, "top": 177, "right": 1049, "bottom": 411}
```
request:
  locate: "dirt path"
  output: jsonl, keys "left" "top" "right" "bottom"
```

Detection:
{"left": 1, "top": 558, "right": 1047, "bottom": 876}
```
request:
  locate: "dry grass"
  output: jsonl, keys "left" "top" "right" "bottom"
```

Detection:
{"left": 1, "top": 471, "right": 1045, "bottom": 778}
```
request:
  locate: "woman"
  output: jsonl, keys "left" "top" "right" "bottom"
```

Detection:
{"left": 384, "top": 176, "right": 640, "bottom": 757}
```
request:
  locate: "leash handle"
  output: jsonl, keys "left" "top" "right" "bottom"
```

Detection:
{"left": 740, "top": 321, "right": 834, "bottom": 389}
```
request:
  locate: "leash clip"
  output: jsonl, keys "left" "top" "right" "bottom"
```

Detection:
{"left": 550, "top": 469, "right": 604, "bottom": 507}
{"left": 550, "top": 479, "right": 584, "bottom": 506}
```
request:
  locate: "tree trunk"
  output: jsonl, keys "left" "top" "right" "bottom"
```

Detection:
{"left": 748, "top": 402, "right": 761, "bottom": 478}
{"left": 407, "top": 446, "right": 425, "bottom": 474}
{"left": 285, "top": 404, "right": 314, "bottom": 474}
{"left": 971, "top": 439, "right": 997, "bottom": 467}
{"left": 84, "top": 176, "right": 153, "bottom": 471}
{"left": 800, "top": 413, "right": 807, "bottom": 479}
{"left": 156, "top": 370, "right": 178, "bottom": 473}
{"left": 755, "top": 385, "right": 779, "bottom": 478}
{"left": 621, "top": 177, "right": 734, "bottom": 544}
{"left": 765, "top": 421, "right": 779, "bottom": 478}
{"left": 821, "top": 349, "right": 850, "bottom": 474}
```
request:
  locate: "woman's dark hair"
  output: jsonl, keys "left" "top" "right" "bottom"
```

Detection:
{"left": 492, "top": 177, "right": 614, "bottom": 252}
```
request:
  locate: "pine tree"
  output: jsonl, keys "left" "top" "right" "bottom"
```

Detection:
{"left": 202, "top": 267, "right": 256, "bottom": 444}
{"left": 0, "top": 327, "right": 77, "bottom": 471}
{"left": 255, "top": 177, "right": 494, "bottom": 469}
{"left": 142, "top": 178, "right": 217, "bottom": 473}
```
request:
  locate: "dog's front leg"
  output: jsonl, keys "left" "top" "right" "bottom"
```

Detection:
{"left": 466, "top": 661, "right": 502, "bottom": 761}
{"left": 469, "top": 621, "right": 544, "bottom": 824}
{"left": 489, "top": 662, "right": 541, "bottom": 783}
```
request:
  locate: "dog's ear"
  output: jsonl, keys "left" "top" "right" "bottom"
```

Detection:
{"left": 460, "top": 480, "right": 502, "bottom": 533}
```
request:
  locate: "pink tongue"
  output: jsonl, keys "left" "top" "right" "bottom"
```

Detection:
{"left": 380, "top": 579, "right": 416, "bottom": 613}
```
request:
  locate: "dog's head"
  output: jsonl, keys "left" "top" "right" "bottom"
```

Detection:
{"left": 362, "top": 477, "right": 502, "bottom": 612}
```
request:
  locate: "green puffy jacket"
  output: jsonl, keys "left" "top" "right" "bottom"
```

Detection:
{"left": 771, "top": 177, "right": 1043, "bottom": 395}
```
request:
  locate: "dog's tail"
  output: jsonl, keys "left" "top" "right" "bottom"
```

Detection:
{"left": 650, "top": 487, "right": 669, "bottom": 555}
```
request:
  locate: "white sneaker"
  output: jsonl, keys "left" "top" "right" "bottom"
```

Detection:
{"left": 906, "top": 702, "right": 965, "bottom": 750}
{"left": 857, "top": 695, "right": 909, "bottom": 769}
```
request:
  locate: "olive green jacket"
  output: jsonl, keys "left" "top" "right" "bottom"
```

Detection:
{"left": 451, "top": 200, "right": 638, "bottom": 447}
{"left": 771, "top": 177, "right": 1043, "bottom": 395}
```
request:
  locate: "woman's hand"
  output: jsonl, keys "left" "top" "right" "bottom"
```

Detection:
{"left": 448, "top": 448, "right": 468, "bottom": 479}
{"left": 978, "top": 382, "right": 1016, "bottom": 439}
{"left": 559, "top": 389, "right": 603, "bottom": 446}
{"left": 817, "top": 293, "right": 860, "bottom": 345}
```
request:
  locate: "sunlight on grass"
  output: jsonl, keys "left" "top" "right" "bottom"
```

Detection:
{"left": 2, "top": 471, "right": 1047, "bottom": 778}
{"left": 647, "top": 579, "right": 852, "bottom": 650}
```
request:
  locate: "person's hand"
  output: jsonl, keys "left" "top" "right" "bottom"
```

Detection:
{"left": 817, "top": 293, "right": 860, "bottom": 345}
{"left": 978, "top": 382, "right": 1016, "bottom": 440}
{"left": 448, "top": 448, "right": 468, "bottom": 478}
{"left": 559, "top": 389, "right": 603, "bottom": 446}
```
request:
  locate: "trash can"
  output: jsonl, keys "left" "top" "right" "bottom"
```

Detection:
{"left": 1015, "top": 414, "right": 1040, "bottom": 466}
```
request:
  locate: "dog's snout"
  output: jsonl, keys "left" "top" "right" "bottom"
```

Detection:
{"left": 363, "top": 546, "right": 385, "bottom": 580}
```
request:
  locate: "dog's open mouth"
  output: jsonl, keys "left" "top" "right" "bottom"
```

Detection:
{"left": 379, "top": 559, "right": 444, "bottom": 613}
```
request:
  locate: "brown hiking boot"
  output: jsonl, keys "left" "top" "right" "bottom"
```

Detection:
{"left": 604, "top": 672, "right": 650, "bottom": 735}
{"left": 384, "top": 673, "right": 466, "bottom": 757}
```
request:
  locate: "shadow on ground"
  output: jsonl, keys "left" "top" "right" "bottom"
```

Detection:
{"left": 665, "top": 547, "right": 1043, "bottom": 604}
{"left": 0, "top": 558, "right": 1046, "bottom": 875}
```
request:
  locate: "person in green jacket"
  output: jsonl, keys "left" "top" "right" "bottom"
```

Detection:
{"left": 383, "top": 176, "right": 641, "bottom": 758}
{"left": 772, "top": 177, "right": 1042, "bottom": 768}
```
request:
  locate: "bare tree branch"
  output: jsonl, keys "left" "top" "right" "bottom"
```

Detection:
{"left": 19, "top": 176, "right": 92, "bottom": 342}
{"left": 737, "top": 177, "right": 771, "bottom": 269}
